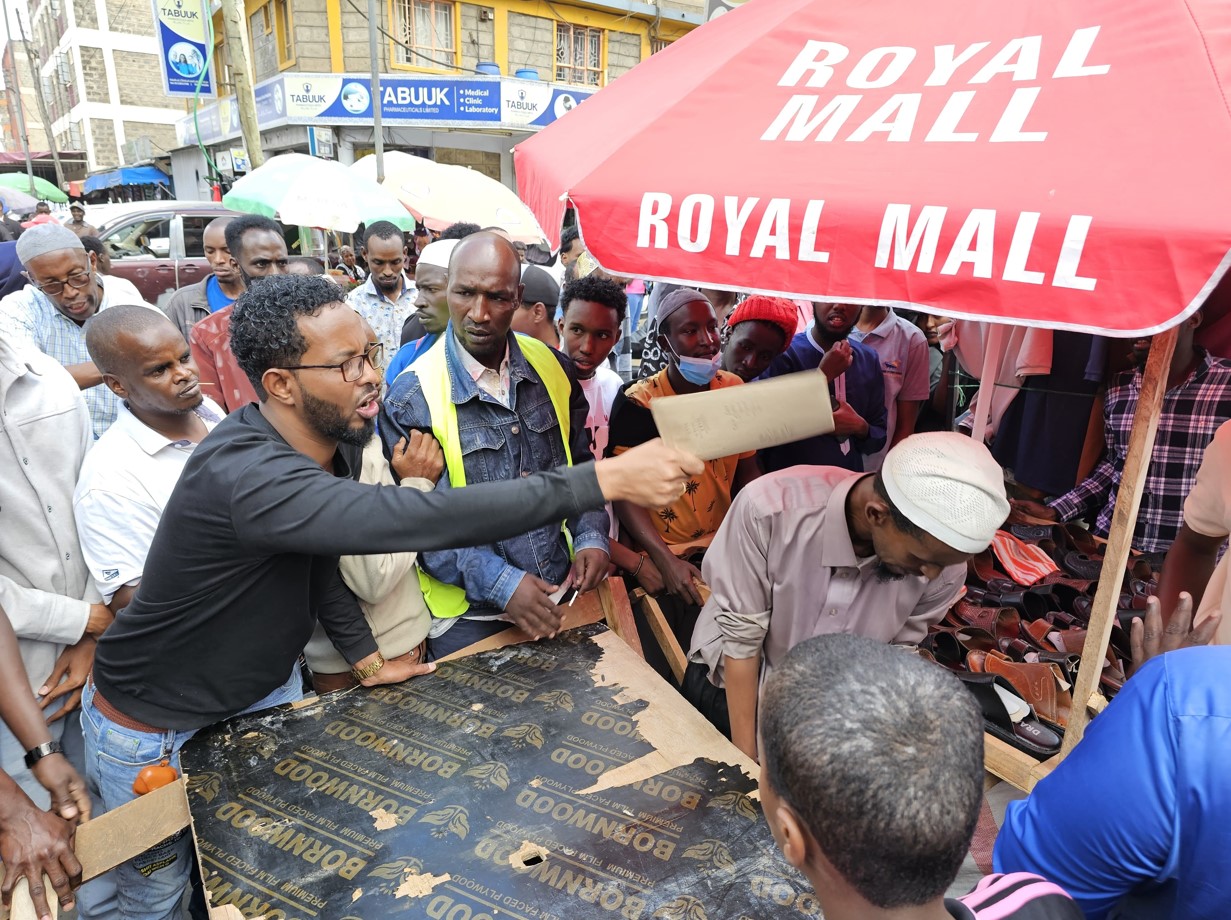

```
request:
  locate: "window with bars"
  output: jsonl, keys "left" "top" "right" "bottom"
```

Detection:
{"left": 555, "top": 23, "right": 603, "bottom": 86}
{"left": 651, "top": 38, "right": 671, "bottom": 54}
{"left": 393, "top": 0, "right": 456, "bottom": 68}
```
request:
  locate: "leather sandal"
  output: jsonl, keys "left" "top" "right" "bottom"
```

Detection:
{"left": 948, "top": 601, "right": 1022, "bottom": 640}
{"left": 1064, "top": 524, "right": 1103, "bottom": 556}
{"left": 1063, "top": 551, "right": 1105, "bottom": 581}
{"left": 980, "top": 587, "right": 1050, "bottom": 621}
{"left": 967, "top": 548, "right": 1005, "bottom": 586}
{"left": 968, "top": 649, "right": 1072, "bottom": 731}
{"left": 955, "top": 671, "right": 1062, "bottom": 759}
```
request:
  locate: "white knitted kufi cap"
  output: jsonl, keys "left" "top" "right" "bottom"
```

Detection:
{"left": 880, "top": 433, "right": 1010, "bottom": 554}
{"left": 416, "top": 239, "right": 458, "bottom": 270}
{"left": 16, "top": 224, "right": 84, "bottom": 264}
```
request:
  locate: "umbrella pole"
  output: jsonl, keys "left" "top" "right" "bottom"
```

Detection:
{"left": 367, "top": 0, "right": 385, "bottom": 183}
{"left": 1059, "top": 324, "right": 1178, "bottom": 755}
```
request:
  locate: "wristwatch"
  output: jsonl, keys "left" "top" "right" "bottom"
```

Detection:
{"left": 24, "top": 740, "right": 64, "bottom": 769}
{"left": 350, "top": 652, "right": 386, "bottom": 682}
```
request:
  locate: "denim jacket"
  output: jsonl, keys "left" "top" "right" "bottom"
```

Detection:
{"left": 379, "top": 329, "right": 609, "bottom": 616}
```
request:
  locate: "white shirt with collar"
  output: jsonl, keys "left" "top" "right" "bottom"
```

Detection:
{"left": 73, "top": 397, "right": 223, "bottom": 602}
{"left": 0, "top": 336, "right": 97, "bottom": 691}
{"left": 457, "top": 339, "right": 513, "bottom": 407}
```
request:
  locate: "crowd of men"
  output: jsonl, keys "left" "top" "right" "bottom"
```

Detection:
{"left": 0, "top": 201, "right": 1229, "bottom": 920}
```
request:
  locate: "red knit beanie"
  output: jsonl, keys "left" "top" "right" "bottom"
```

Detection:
{"left": 727, "top": 296, "right": 799, "bottom": 344}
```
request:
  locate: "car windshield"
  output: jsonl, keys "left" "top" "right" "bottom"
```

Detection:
{"left": 104, "top": 216, "right": 172, "bottom": 260}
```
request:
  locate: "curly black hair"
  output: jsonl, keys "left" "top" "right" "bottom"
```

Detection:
{"left": 230, "top": 274, "right": 345, "bottom": 400}
{"left": 438, "top": 222, "right": 482, "bottom": 240}
{"left": 223, "top": 214, "right": 283, "bottom": 261}
{"left": 561, "top": 225, "right": 580, "bottom": 253}
{"left": 561, "top": 274, "right": 627, "bottom": 325}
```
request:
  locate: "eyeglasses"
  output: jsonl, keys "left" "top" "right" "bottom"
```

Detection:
{"left": 27, "top": 270, "right": 92, "bottom": 297}
{"left": 281, "top": 343, "right": 384, "bottom": 382}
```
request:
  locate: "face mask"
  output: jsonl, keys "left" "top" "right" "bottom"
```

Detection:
{"left": 670, "top": 341, "right": 721, "bottom": 386}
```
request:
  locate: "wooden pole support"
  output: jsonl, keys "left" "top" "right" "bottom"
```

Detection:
{"left": 1059, "top": 325, "right": 1178, "bottom": 755}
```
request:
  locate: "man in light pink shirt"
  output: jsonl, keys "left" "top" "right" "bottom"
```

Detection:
{"left": 686, "top": 432, "right": 1010, "bottom": 760}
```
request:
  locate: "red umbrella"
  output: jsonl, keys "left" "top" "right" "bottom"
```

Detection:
{"left": 515, "top": 0, "right": 1231, "bottom": 335}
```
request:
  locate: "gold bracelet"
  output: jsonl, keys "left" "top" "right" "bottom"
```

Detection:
{"left": 350, "top": 652, "right": 386, "bottom": 682}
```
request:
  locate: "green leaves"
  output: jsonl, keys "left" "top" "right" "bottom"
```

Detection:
{"left": 419, "top": 804, "right": 470, "bottom": 840}
{"left": 463, "top": 761, "right": 511, "bottom": 791}
{"left": 501, "top": 723, "right": 545, "bottom": 749}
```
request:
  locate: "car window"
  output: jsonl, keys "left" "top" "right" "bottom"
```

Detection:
{"left": 182, "top": 216, "right": 213, "bottom": 259}
{"left": 102, "top": 216, "right": 172, "bottom": 260}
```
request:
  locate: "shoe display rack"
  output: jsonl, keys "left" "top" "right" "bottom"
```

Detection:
{"left": 957, "top": 324, "right": 1179, "bottom": 792}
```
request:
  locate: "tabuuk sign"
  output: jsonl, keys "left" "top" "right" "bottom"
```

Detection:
{"left": 153, "top": 0, "right": 214, "bottom": 97}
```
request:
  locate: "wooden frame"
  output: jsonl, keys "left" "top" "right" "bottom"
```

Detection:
{"left": 975, "top": 323, "right": 1179, "bottom": 790}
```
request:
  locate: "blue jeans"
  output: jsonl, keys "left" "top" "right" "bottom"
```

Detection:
{"left": 80, "top": 666, "right": 303, "bottom": 920}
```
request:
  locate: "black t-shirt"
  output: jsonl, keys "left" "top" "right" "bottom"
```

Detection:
{"left": 92, "top": 404, "right": 605, "bottom": 731}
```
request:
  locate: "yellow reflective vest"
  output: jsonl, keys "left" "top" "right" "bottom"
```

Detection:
{"left": 414, "top": 334, "right": 574, "bottom": 619}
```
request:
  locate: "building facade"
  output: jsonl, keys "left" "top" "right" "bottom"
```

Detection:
{"left": 18, "top": 0, "right": 185, "bottom": 173}
{"left": 0, "top": 42, "right": 51, "bottom": 155}
{"left": 172, "top": 0, "right": 702, "bottom": 196}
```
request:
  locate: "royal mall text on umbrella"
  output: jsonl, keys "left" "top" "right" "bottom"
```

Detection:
{"left": 637, "top": 26, "right": 1109, "bottom": 290}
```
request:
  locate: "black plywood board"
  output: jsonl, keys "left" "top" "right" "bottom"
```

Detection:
{"left": 181, "top": 624, "right": 817, "bottom": 919}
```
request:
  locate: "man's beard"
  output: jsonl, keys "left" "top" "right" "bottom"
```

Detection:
{"left": 301, "top": 388, "right": 374, "bottom": 447}
{"left": 874, "top": 562, "right": 906, "bottom": 583}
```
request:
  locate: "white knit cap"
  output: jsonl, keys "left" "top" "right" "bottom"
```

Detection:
{"left": 16, "top": 224, "right": 84, "bottom": 264}
{"left": 416, "top": 239, "right": 458, "bottom": 270}
{"left": 879, "top": 432, "right": 1009, "bottom": 554}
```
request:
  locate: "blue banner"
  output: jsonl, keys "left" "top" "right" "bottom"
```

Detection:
{"left": 153, "top": 0, "right": 213, "bottom": 97}
{"left": 179, "top": 73, "right": 595, "bottom": 145}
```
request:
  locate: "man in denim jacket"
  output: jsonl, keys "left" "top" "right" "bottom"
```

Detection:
{"left": 380, "top": 232, "right": 610, "bottom": 658}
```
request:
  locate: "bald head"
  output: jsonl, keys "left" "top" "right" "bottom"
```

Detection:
{"left": 448, "top": 232, "right": 525, "bottom": 367}
{"left": 450, "top": 231, "right": 522, "bottom": 280}
{"left": 86, "top": 306, "right": 204, "bottom": 418}
{"left": 86, "top": 306, "right": 180, "bottom": 375}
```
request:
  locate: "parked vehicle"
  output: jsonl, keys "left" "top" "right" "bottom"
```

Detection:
{"left": 98, "top": 201, "right": 240, "bottom": 308}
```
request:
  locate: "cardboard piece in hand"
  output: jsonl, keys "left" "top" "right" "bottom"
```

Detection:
{"left": 650, "top": 371, "right": 834, "bottom": 461}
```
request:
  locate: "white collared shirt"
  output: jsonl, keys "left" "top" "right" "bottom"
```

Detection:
{"left": 457, "top": 340, "right": 512, "bottom": 407}
{"left": 73, "top": 398, "right": 223, "bottom": 601}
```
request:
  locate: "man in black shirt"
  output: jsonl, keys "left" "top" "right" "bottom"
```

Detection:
{"left": 81, "top": 274, "right": 700, "bottom": 919}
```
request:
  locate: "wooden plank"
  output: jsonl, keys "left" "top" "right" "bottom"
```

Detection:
{"left": 579, "top": 629, "right": 757, "bottom": 795}
{"left": 633, "top": 589, "right": 688, "bottom": 683}
{"left": 0, "top": 779, "right": 191, "bottom": 920}
{"left": 1060, "top": 325, "right": 1178, "bottom": 756}
{"left": 598, "top": 575, "right": 643, "bottom": 656}
{"left": 439, "top": 584, "right": 610, "bottom": 661}
{"left": 982, "top": 735, "right": 1065, "bottom": 792}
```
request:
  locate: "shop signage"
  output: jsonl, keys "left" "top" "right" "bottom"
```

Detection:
{"left": 178, "top": 73, "right": 594, "bottom": 146}
{"left": 152, "top": 0, "right": 214, "bottom": 97}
